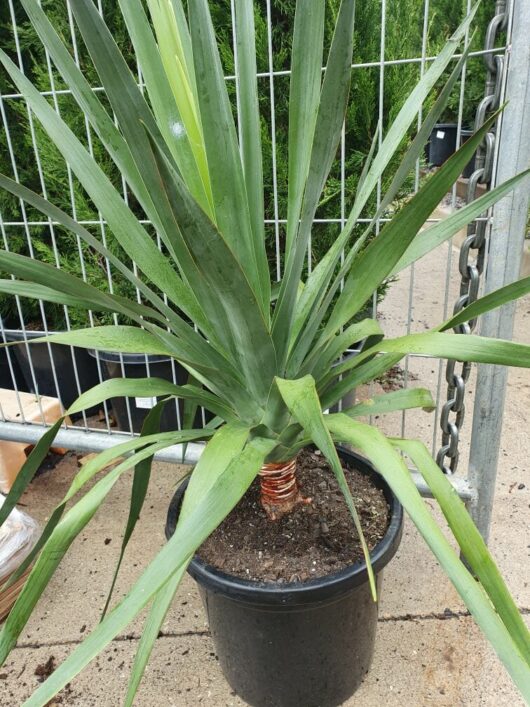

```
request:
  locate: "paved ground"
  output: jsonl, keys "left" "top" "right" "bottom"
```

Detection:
{"left": 1, "top": 233, "right": 529, "bottom": 706}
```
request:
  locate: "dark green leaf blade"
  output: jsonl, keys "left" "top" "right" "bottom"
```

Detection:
{"left": 392, "top": 438, "right": 530, "bottom": 666}
{"left": 188, "top": 0, "right": 269, "bottom": 314}
{"left": 20, "top": 435, "right": 277, "bottom": 706}
{"left": 345, "top": 388, "right": 436, "bottom": 417}
{"left": 439, "top": 277, "right": 530, "bottom": 332}
{"left": 0, "top": 419, "right": 63, "bottom": 528}
{"left": 101, "top": 401, "right": 167, "bottom": 619}
{"left": 275, "top": 375, "right": 377, "bottom": 599}
{"left": 325, "top": 414, "right": 530, "bottom": 699}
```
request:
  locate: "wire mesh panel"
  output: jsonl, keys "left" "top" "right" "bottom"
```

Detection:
{"left": 0, "top": 0, "right": 525, "bottom": 510}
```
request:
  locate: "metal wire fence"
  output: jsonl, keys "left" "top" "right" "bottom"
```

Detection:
{"left": 0, "top": 0, "right": 528, "bottom": 534}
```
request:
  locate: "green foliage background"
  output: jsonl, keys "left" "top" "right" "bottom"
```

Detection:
{"left": 0, "top": 0, "right": 488, "bottom": 330}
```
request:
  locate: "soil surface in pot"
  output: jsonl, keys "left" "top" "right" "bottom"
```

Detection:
{"left": 198, "top": 449, "right": 390, "bottom": 583}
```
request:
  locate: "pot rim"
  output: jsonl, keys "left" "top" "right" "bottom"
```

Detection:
{"left": 166, "top": 446, "right": 404, "bottom": 606}
{"left": 86, "top": 349, "right": 172, "bottom": 364}
{"left": 2, "top": 328, "right": 63, "bottom": 338}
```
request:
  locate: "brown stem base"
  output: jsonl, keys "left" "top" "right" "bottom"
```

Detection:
{"left": 259, "top": 457, "right": 312, "bottom": 521}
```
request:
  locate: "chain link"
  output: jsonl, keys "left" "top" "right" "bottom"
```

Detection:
{"left": 436, "top": 1, "right": 507, "bottom": 475}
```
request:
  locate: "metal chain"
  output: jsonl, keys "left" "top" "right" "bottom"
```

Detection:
{"left": 436, "top": 0, "right": 507, "bottom": 475}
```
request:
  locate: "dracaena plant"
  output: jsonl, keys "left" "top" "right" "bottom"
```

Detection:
{"left": 0, "top": 0, "right": 529, "bottom": 703}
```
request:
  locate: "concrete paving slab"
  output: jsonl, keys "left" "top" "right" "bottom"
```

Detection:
{"left": 12, "top": 457, "right": 205, "bottom": 646}
{"left": 3, "top": 613, "right": 527, "bottom": 705}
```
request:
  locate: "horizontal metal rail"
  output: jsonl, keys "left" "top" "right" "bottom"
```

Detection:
{"left": 0, "top": 420, "right": 204, "bottom": 465}
{"left": 0, "top": 216, "right": 491, "bottom": 228}
{"left": 0, "top": 46, "right": 506, "bottom": 101}
{"left": 0, "top": 420, "right": 474, "bottom": 501}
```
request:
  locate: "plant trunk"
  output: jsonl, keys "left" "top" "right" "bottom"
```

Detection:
{"left": 258, "top": 456, "right": 311, "bottom": 520}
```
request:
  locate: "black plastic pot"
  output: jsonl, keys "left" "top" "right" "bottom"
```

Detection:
{"left": 166, "top": 446, "right": 404, "bottom": 707}
{"left": 427, "top": 123, "right": 459, "bottom": 166}
{"left": 460, "top": 129, "right": 476, "bottom": 178}
{"left": 89, "top": 350, "right": 212, "bottom": 433}
{"left": 0, "top": 345, "right": 26, "bottom": 391}
{"left": 88, "top": 350, "right": 183, "bottom": 433}
{"left": 3, "top": 329, "right": 100, "bottom": 414}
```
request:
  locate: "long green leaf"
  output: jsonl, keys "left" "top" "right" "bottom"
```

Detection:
{"left": 315, "top": 109, "right": 502, "bottom": 350}
{"left": 0, "top": 419, "right": 63, "bottom": 528}
{"left": 291, "top": 106, "right": 502, "bottom": 372}
{"left": 124, "top": 568, "right": 188, "bottom": 707}
{"left": 368, "top": 332, "right": 530, "bottom": 370}
{"left": 101, "top": 401, "right": 167, "bottom": 619}
{"left": 11, "top": 322, "right": 249, "bottom": 411}
{"left": 274, "top": 0, "right": 355, "bottom": 363}
{"left": 288, "top": 6, "right": 479, "bottom": 353}
{"left": 0, "top": 279, "right": 99, "bottom": 312}
{"left": 69, "top": 0, "right": 213, "bottom": 249}
{"left": 342, "top": 3, "right": 479, "bottom": 243}
{"left": 20, "top": 326, "right": 173, "bottom": 357}
{"left": 1, "top": 428, "right": 209, "bottom": 593}
{"left": 319, "top": 353, "right": 403, "bottom": 409}
{"left": 301, "top": 318, "right": 382, "bottom": 378}
{"left": 17, "top": 0, "right": 155, "bottom": 217}
{"left": 360, "top": 39, "right": 475, "bottom": 245}
{"left": 233, "top": 0, "right": 266, "bottom": 271}
{"left": 275, "top": 375, "right": 377, "bottom": 599}
{"left": 345, "top": 387, "right": 435, "bottom": 417}
{"left": 391, "top": 170, "right": 530, "bottom": 277}
{"left": 66, "top": 376, "right": 235, "bottom": 421}
{"left": 285, "top": 0, "right": 325, "bottom": 256}
{"left": 392, "top": 438, "right": 530, "bottom": 666}
{"left": 124, "top": 422, "right": 250, "bottom": 704}
{"left": 325, "top": 414, "right": 530, "bottom": 699}
{"left": 146, "top": 0, "right": 213, "bottom": 210}
{"left": 117, "top": 0, "right": 211, "bottom": 213}
{"left": 188, "top": 0, "right": 269, "bottom": 315}
{"left": 439, "top": 276, "right": 530, "bottom": 332}
{"left": 144, "top": 126, "right": 277, "bottom": 405}
{"left": 68, "top": 0, "right": 193, "bottom": 248}
{"left": 21, "top": 435, "right": 277, "bottom": 706}
{"left": 0, "top": 251, "right": 167, "bottom": 327}
{"left": 180, "top": 371, "right": 201, "bottom": 461}
{"left": 326, "top": 331, "right": 530, "bottom": 387}
{"left": 0, "top": 436, "right": 201, "bottom": 665}
{"left": 0, "top": 174, "right": 179, "bottom": 326}
{"left": 0, "top": 49, "right": 207, "bottom": 331}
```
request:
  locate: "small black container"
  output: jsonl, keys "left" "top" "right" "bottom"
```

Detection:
{"left": 88, "top": 350, "right": 184, "bottom": 433}
{"left": 3, "top": 329, "right": 100, "bottom": 414}
{"left": 0, "top": 345, "right": 26, "bottom": 391}
{"left": 428, "top": 123, "right": 459, "bottom": 166}
{"left": 166, "top": 447, "right": 404, "bottom": 707}
{"left": 460, "top": 129, "right": 476, "bottom": 178}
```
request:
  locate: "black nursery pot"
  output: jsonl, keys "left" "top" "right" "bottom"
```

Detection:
{"left": 460, "top": 129, "right": 476, "bottom": 178}
{"left": 427, "top": 123, "right": 458, "bottom": 166}
{"left": 90, "top": 350, "right": 213, "bottom": 433}
{"left": 3, "top": 329, "right": 100, "bottom": 414}
{"left": 166, "top": 447, "right": 404, "bottom": 707}
{"left": 89, "top": 350, "right": 182, "bottom": 433}
{"left": 0, "top": 345, "right": 25, "bottom": 391}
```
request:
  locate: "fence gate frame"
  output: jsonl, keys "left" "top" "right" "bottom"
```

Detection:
{"left": 466, "top": 0, "right": 530, "bottom": 541}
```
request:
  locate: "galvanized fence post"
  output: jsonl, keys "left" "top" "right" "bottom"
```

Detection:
{"left": 466, "top": 0, "right": 530, "bottom": 540}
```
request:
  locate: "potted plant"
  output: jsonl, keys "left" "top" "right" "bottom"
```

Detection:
{"left": 0, "top": 1, "right": 529, "bottom": 705}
